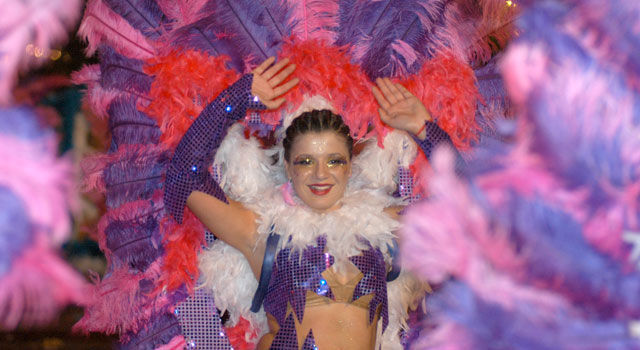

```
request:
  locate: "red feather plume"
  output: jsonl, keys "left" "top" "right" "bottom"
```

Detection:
{"left": 143, "top": 50, "right": 240, "bottom": 148}
{"left": 156, "top": 208, "right": 206, "bottom": 293}
{"left": 268, "top": 39, "right": 379, "bottom": 140}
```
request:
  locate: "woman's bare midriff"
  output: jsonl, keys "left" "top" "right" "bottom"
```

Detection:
{"left": 257, "top": 302, "right": 379, "bottom": 350}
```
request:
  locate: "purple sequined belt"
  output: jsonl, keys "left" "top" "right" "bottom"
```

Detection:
{"left": 261, "top": 236, "right": 389, "bottom": 348}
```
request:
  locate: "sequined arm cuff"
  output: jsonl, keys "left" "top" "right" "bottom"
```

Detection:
{"left": 411, "top": 121, "right": 465, "bottom": 174}
{"left": 164, "top": 74, "right": 266, "bottom": 223}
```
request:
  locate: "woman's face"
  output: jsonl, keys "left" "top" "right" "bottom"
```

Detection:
{"left": 285, "top": 131, "right": 352, "bottom": 213}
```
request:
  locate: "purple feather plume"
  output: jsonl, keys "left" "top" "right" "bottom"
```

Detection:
{"left": 472, "top": 53, "right": 513, "bottom": 146}
{"left": 169, "top": 0, "right": 294, "bottom": 72}
{"left": 73, "top": 64, "right": 122, "bottom": 120}
{"left": 108, "top": 96, "right": 161, "bottom": 148}
{"left": 336, "top": 0, "right": 451, "bottom": 79}
{"left": 100, "top": 45, "right": 153, "bottom": 97}
{"left": 120, "top": 312, "right": 183, "bottom": 350}
{"left": 97, "top": 193, "right": 166, "bottom": 271}
{"left": 103, "top": 0, "right": 166, "bottom": 39}
{"left": 505, "top": 195, "right": 640, "bottom": 318}
{"left": 0, "top": 187, "right": 32, "bottom": 277}
{"left": 103, "top": 145, "right": 169, "bottom": 209}
{"left": 105, "top": 214, "right": 163, "bottom": 272}
{"left": 416, "top": 282, "right": 640, "bottom": 350}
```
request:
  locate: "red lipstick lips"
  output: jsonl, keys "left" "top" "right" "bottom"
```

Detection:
{"left": 308, "top": 184, "right": 333, "bottom": 196}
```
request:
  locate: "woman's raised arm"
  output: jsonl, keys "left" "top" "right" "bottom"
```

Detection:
{"left": 372, "top": 78, "right": 464, "bottom": 172}
{"left": 164, "top": 57, "right": 298, "bottom": 259}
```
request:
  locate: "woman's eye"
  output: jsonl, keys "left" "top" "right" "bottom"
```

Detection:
{"left": 294, "top": 158, "right": 313, "bottom": 166}
{"left": 327, "top": 158, "right": 347, "bottom": 167}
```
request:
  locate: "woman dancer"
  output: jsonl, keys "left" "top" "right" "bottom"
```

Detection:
{"left": 164, "top": 57, "right": 458, "bottom": 349}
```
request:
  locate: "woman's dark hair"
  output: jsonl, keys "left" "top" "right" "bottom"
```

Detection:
{"left": 283, "top": 109, "right": 354, "bottom": 162}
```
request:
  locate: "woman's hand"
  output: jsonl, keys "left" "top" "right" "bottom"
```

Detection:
{"left": 252, "top": 57, "right": 299, "bottom": 110}
{"left": 372, "top": 78, "right": 432, "bottom": 138}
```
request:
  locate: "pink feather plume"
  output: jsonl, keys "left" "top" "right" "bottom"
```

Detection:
{"left": 73, "top": 260, "right": 171, "bottom": 338}
{"left": 440, "top": 0, "right": 519, "bottom": 65}
{"left": 0, "top": 238, "right": 87, "bottom": 330}
{"left": 286, "top": 0, "right": 339, "bottom": 44}
{"left": 0, "top": 134, "right": 74, "bottom": 245}
{"left": 155, "top": 0, "right": 209, "bottom": 28}
{"left": 0, "top": 0, "right": 82, "bottom": 105}
{"left": 72, "top": 64, "right": 121, "bottom": 120}
{"left": 401, "top": 148, "right": 524, "bottom": 285}
{"left": 78, "top": 0, "right": 156, "bottom": 60}
{"left": 401, "top": 146, "right": 571, "bottom": 314}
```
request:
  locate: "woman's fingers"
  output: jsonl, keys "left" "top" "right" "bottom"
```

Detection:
{"left": 378, "top": 108, "right": 390, "bottom": 123}
{"left": 378, "top": 79, "right": 398, "bottom": 105}
{"left": 273, "top": 77, "right": 299, "bottom": 97}
{"left": 384, "top": 78, "right": 404, "bottom": 102}
{"left": 262, "top": 58, "right": 290, "bottom": 81}
{"left": 396, "top": 84, "right": 414, "bottom": 99}
{"left": 253, "top": 56, "right": 275, "bottom": 75}
{"left": 268, "top": 63, "right": 296, "bottom": 86}
{"left": 376, "top": 78, "right": 398, "bottom": 104}
{"left": 372, "top": 85, "right": 390, "bottom": 110}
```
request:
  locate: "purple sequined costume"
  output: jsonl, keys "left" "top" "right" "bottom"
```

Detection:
{"left": 263, "top": 237, "right": 389, "bottom": 348}
{"left": 164, "top": 73, "right": 265, "bottom": 223}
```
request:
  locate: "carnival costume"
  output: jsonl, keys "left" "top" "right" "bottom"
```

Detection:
{"left": 72, "top": 0, "right": 517, "bottom": 348}
{"left": 168, "top": 75, "right": 464, "bottom": 348}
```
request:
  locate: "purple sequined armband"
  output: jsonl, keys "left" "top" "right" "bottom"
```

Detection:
{"left": 164, "top": 74, "right": 266, "bottom": 223}
{"left": 412, "top": 121, "right": 465, "bottom": 174}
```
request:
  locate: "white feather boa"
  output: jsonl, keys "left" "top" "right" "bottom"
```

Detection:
{"left": 199, "top": 115, "right": 427, "bottom": 348}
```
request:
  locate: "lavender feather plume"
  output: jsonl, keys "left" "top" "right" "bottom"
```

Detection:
{"left": 100, "top": 46, "right": 153, "bottom": 96}
{"left": 170, "top": 0, "right": 294, "bottom": 72}
{"left": 0, "top": 187, "right": 32, "bottom": 277}
{"left": 120, "top": 312, "right": 183, "bottom": 350}
{"left": 103, "top": 144, "right": 169, "bottom": 209}
{"left": 337, "top": 0, "right": 451, "bottom": 79}
{"left": 472, "top": 53, "right": 513, "bottom": 146}
{"left": 103, "top": 0, "right": 166, "bottom": 39}
{"left": 416, "top": 282, "right": 640, "bottom": 350}
{"left": 108, "top": 96, "right": 161, "bottom": 148}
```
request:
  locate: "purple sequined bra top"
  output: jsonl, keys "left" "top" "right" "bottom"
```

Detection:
{"left": 260, "top": 236, "right": 390, "bottom": 348}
